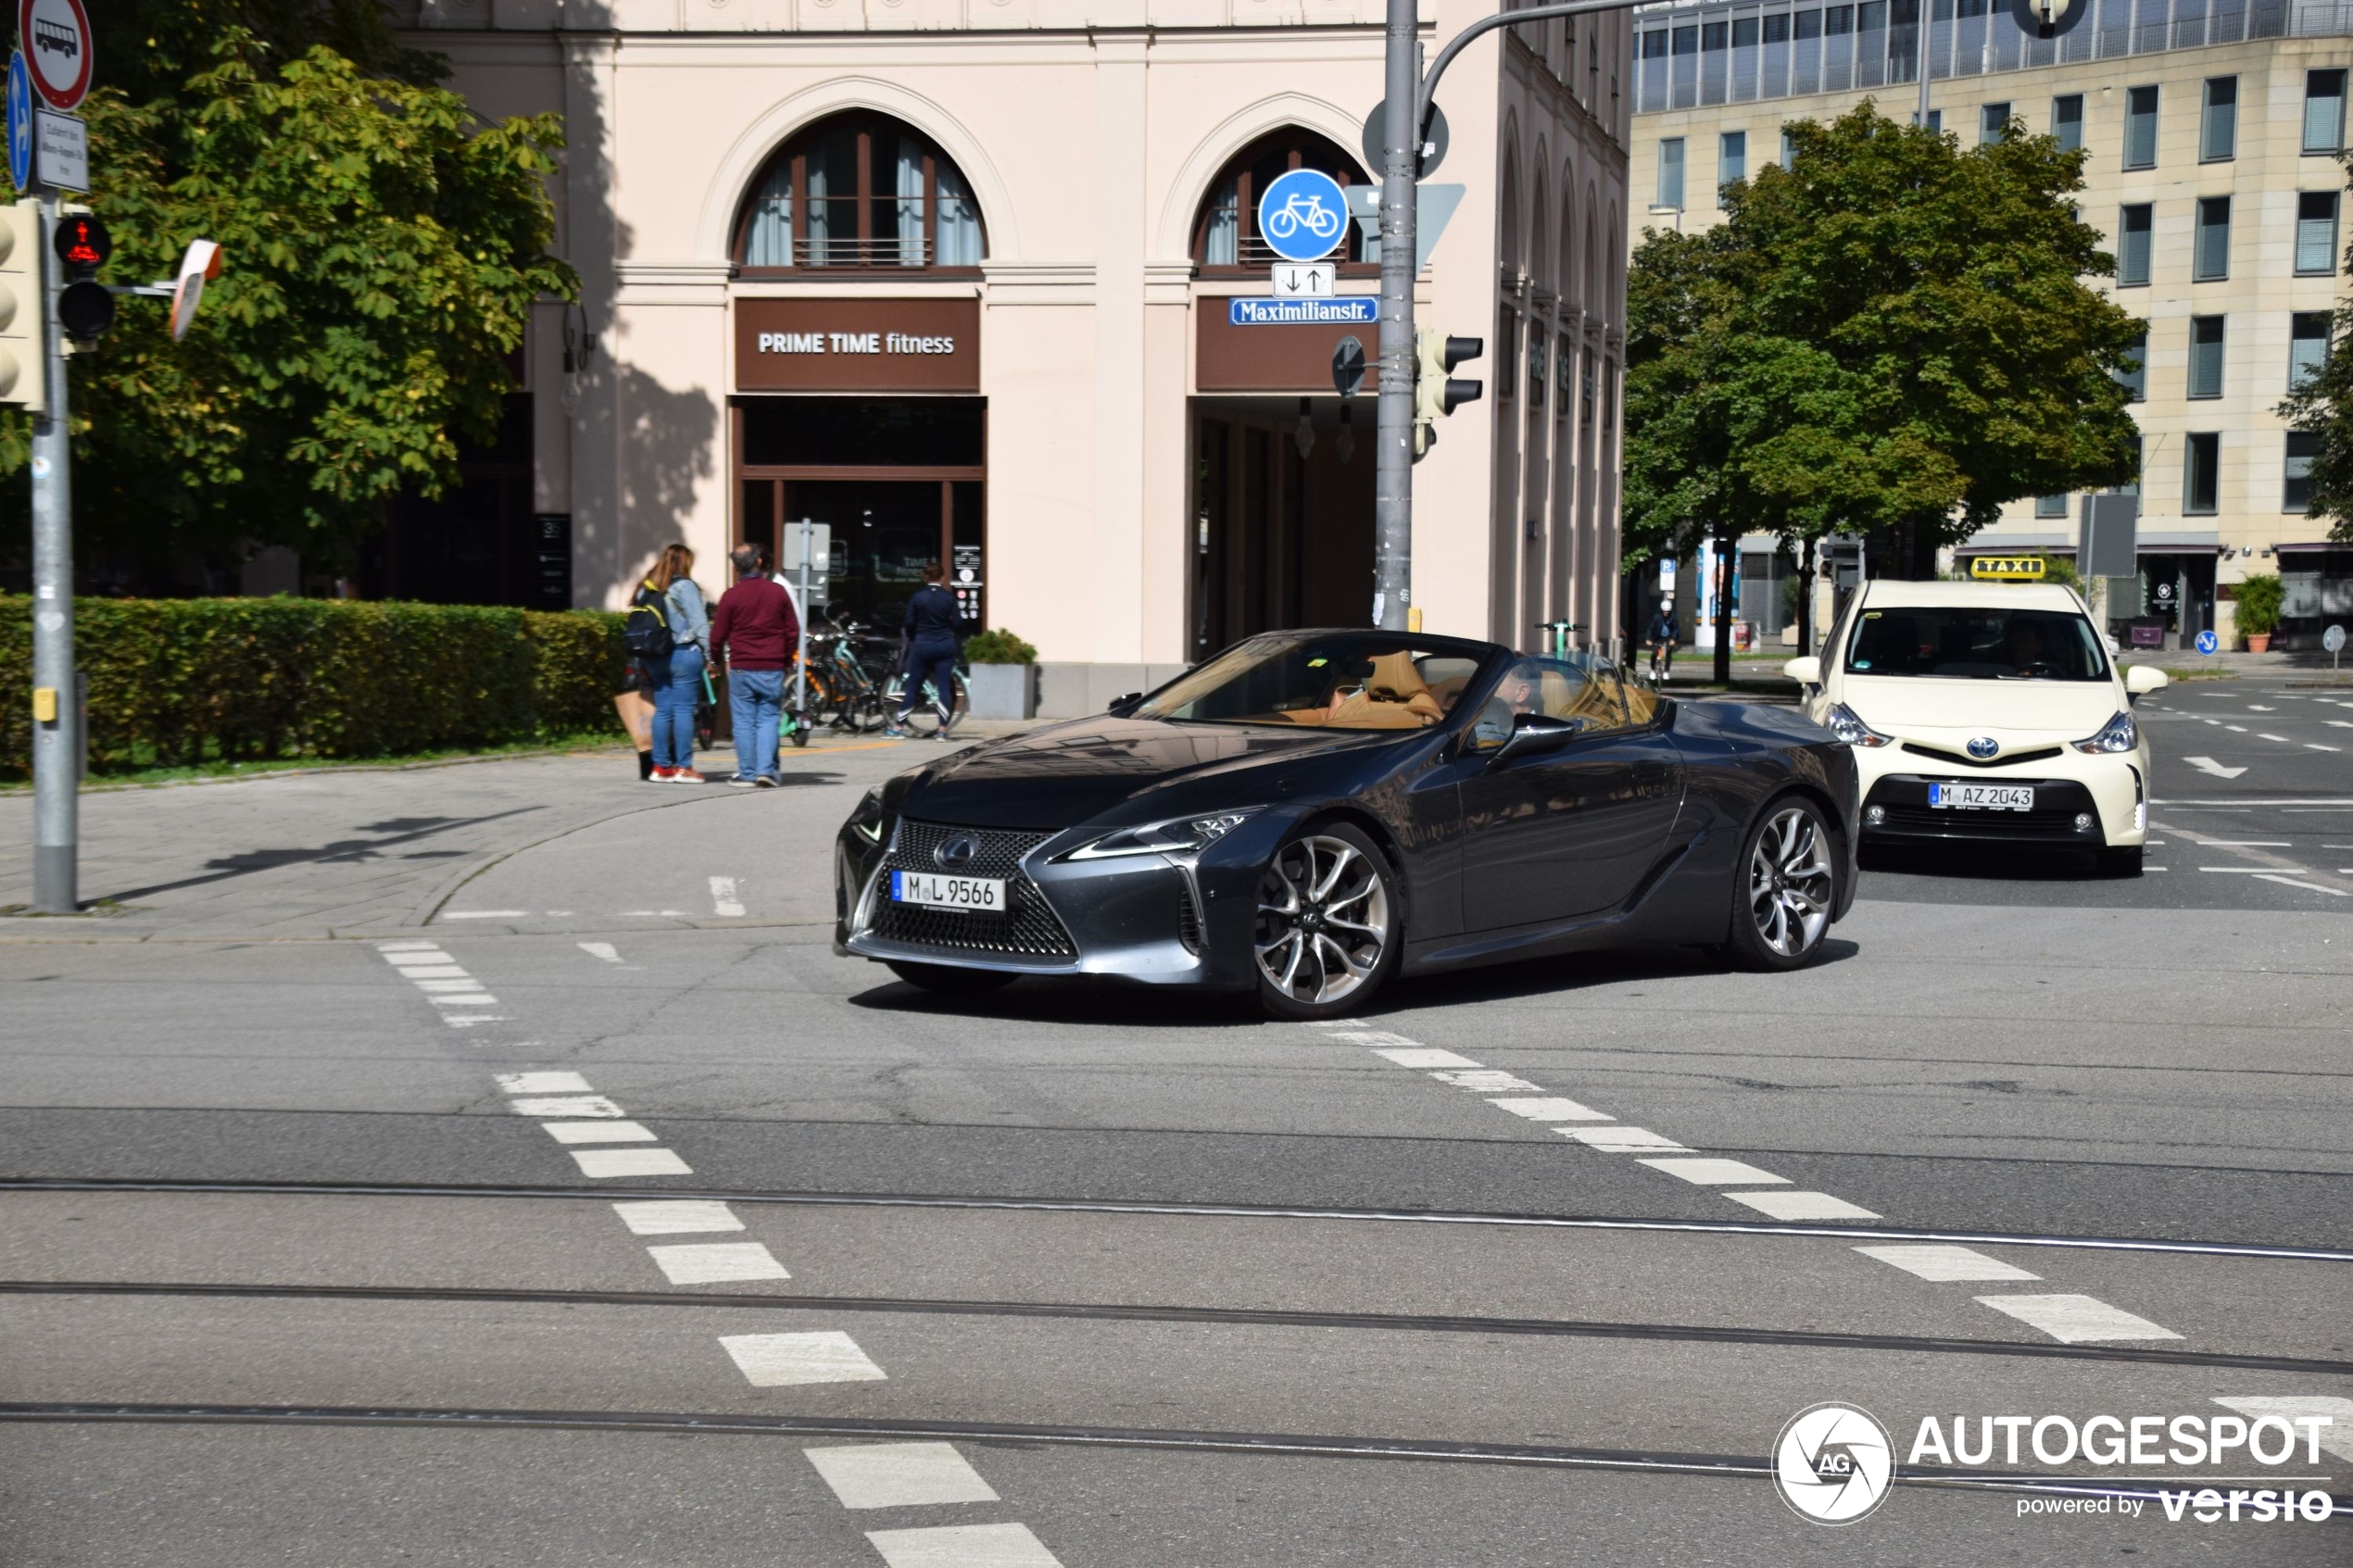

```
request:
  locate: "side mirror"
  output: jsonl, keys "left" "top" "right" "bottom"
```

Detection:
{"left": 1491, "top": 710, "right": 1584, "bottom": 763}
{"left": 2123, "top": 665, "right": 2169, "bottom": 696}
{"left": 1108, "top": 691, "right": 1144, "bottom": 713}
{"left": 1782, "top": 656, "right": 1822, "bottom": 685}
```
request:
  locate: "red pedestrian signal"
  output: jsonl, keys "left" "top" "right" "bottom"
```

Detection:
{"left": 52, "top": 212, "right": 107, "bottom": 278}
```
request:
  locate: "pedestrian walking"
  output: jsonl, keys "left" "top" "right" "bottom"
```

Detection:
{"left": 887, "top": 561, "right": 963, "bottom": 739}
{"left": 710, "top": 543, "right": 801, "bottom": 787}
{"left": 1646, "top": 597, "right": 1679, "bottom": 684}
{"left": 612, "top": 663, "right": 656, "bottom": 781}
{"left": 637, "top": 543, "right": 711, "bottom": 783}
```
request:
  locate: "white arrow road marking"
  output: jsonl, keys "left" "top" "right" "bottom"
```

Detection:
{"left": 2156, "top": 822, "right": 2353, "bottom": 897}
{"left": 2182, "top": 757, "right": 2247, "bottom": 778}
{"left": 2257, "top": 874, "right": 2350, "bottom": 897}
{"left": 710, "top": 876, "right": 745, "bottom": 917}
{"left": 1977, "top": 1294, "right": 2180, "bottom": 1343}
{"left": 578, "top": 941, "right": 622, "bottom": 962}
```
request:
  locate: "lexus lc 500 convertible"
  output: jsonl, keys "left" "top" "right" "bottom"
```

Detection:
{"left": 836, "top": 629, "right": 1859, "bottom": 1019}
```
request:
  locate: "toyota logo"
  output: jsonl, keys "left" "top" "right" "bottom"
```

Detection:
{"left": 1966, "top": 735, "right": 2000, "bottom": 759}
{"left": 935, "top": 834, "right": 979, "bottom": 870}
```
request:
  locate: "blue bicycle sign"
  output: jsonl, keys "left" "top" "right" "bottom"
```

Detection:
{"left": 1256, "top": 168, "right": 1350, "bottom": 263}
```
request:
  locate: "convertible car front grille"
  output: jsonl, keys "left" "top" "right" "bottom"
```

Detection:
{"left": 868, "top": 822, "right": 1077, "bottom": 960}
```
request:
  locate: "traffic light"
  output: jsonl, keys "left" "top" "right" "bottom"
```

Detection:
{"left": 1412, "top": 330, "right": 1483, "bottom": 459}
{"left": 52, "top": 207, "right": 112, "bottom": 344}
{"left": 0, "top": 202, "right": 44, "bottom": 410}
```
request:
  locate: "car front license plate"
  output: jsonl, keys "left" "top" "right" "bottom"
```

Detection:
{"left": 890, "top": 871, "right": 1007, "bottom": 912}
{"left": 1928, "top": 783, "right": 2035, "bottom": 811}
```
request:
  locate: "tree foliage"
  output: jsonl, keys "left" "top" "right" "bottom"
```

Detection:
{"left": 2274, "top": 150, "right": 2353, "bottom": 543}
{"left": 1624, "top": 104, "right": 2144, "bottom": 575}
{"left": 0, "top": 32, "right": 575, "bottom": 572}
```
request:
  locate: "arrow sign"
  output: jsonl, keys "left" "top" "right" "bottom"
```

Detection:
{"left": 1331, "top": 335, "right": 1365, "bottom": 397}
{"left": 2183, "top": 756, "right": 2247, "bottom": 780}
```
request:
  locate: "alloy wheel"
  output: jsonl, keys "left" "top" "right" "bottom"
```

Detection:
{"left": 1748, "top": 806, "right": 1833, "bottom": 960}
{"left": 1254, "top": 834, "right": 1390, "bottom": 1007}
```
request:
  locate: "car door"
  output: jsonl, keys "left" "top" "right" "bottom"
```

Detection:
{"left": 1453, "top": 656, "right": 1685, "bottom": 930}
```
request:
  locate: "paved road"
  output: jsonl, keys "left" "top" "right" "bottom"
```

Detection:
{"left": 2, "top": 684, "right": 2347, "bottom": 1565}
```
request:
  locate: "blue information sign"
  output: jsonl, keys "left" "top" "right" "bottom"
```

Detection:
{"left": 6, "top": 53, "right": 31, "bottom": 193}
{"left": 1254, "top": 168, "right": 1350, "bottom": 263}
{"left": 2195, "top": 629, "right": 2219, "bottom": 656}
{"left": 1228, "top": 296, "right": 1378, "bottom": 327}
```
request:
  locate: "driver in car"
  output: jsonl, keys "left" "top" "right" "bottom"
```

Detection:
{"left": 1473, "top": 660, "right": 1544, "bottom": 746}
{"left": 2002, "top": 620, "right": 2049, "bottom": 676}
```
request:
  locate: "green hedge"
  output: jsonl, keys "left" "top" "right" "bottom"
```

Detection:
{"left": 0, "top": 597, "right": 630, "bottom": 778}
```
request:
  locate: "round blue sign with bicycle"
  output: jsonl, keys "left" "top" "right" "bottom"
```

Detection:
{"left": 2195, "top": 629, "right": 2219, "bottom": 656}
{"left": 1255, "top": 168, "right": 1350, "bottom": 263}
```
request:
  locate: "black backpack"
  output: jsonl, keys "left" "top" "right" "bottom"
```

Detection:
{"left": 624, "top": 581, "right": 675, "bottom": 660}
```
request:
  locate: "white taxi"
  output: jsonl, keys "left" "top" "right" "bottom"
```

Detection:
{"left": 1783, "top": 580, "right": 2168, "bottom": 873}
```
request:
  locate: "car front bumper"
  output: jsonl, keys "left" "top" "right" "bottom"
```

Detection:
{"left": 1853, "top": 748, "right": 2147, "bottom": 848}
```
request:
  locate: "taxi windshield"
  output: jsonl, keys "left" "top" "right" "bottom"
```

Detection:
{"left": 1130, "top": 633, "right": 1493, "bottom": 731}
{"left": 1843, "top": 606, "right": 2109, "bottom": 682}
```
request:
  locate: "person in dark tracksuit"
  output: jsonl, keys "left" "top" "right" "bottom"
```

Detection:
{"left": 888, "top": 562, "right": 963, "bottom": 738}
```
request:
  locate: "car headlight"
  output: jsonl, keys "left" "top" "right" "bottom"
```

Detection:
{"left": 849, "top": 787, "right": 887, "bottom": 843}
{"left": 2072, "top": 710, "right": 2138, "bottom": 754}
{"left": 1824, "top": 703, "right": 1893, "bottom": 748}
{"left": 1063, "top": 809, "right": 1259, "bottom": 861}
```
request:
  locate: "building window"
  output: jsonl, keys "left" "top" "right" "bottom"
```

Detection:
{"left": 1925, "top": 109, "right": 1943, "bottom": 134}
{"left": 1719, "top": 131, "right": 1746, "bottom": 200}
{"left": 2117, "top": 327, "right": 2146, "bottom": 401}
{"left": 2188, "top": 316, "right": 2226, "bottom": 399}
{"left": 1658, "top": 138, "right": 1686, "bottom": 208}
{"left": 2291, "top": 311, "right": 2333, "bottom": 389}
{"left": 2183, "top": 433, "right": 2221, "bottom": 515}
{"left": 2036, "top": 493, "right": 2069, "bottom": 518}
{"left": 1780, "top": 128, "right": 1798, "bottom": 168}
{"left": 2117, "top": 204, "right": 2153, "bottom": 287}
{"left": 2306, "top": 69, "right": 2348, "bottom": 154}
{"left": 2123, "top": 84, "right": 2159, "bottom": 169}
{"left": 1190, "top": 127, "right": 1370, "bottom": 271}
{"left": 2200, "top": 77, "right": 2238, "bottom": 162}
{"left": 2116, "top": 434, "right": 2142, "bottom": 495}
{"left": 2194, "top": 196, "right": 2231, "bottom": 282}
{"left": 1981, "top": 103, "right": 2010, "bottom": 144}
{"left": 2296, "top": 192, "right": 2340, "bottom": 276}
{"left": 733, "top": 113, "right": 986, "bottom": 271}
{"left": 2285, "top": 431, "right": 2322, "bottom": 512}
{"left": 2052, "top": 94, "right": 2083, "bottom": 152}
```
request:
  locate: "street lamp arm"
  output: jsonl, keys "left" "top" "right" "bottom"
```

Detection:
{"left": 1417, "top": 0, "right": 1643, "bottom": 131}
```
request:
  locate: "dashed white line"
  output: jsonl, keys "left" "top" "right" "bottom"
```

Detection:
{"left": 1429, "top": 1069, "right": 1544, "bottom": 1093}
{"left": 1974, "top": 1294, "right": 2181, "bottom": 1342}
{"left": 573, "top": 1147, "right": 692, "bottom": 1178}
{"left": 1722, "top": 1191, "right": 1881, "bottom": 1223}
{"left": 1329, "top": 1029, "right": 1426, "bottom": 1048}
{"left": 866, "top": 1524, "right": 1064, "bottom": 1568}
{"left": 2311, "top": 744, "right": 2343, "bottom": 752}
{"left": 541, "top": 1120, "right": 658, "bottom": 1145}
{"left": 426, "top": 993, "right": 499, "bottom": 1007}
{"left": 1373, "top": 1047, "right": 1479, "bottom": 1069}
{"left": 2211, "top": 1398, "right": 2353, "bottom": 1462}
{"left": 2200, "top": 841, "right": 2290, "bottom": 847}
{"left": 1639, "top": 1158, "right": 1790, "bottom": 1186}
{"left": 1488, "top": 1096, "right": 1614, "bottom": 1123}
{"left": 2259, "top": 733, "right": 2292, "bottom": 743}
{"left": 443, "top": 910, "right": 529, "bottom": 920}
{"left": 1854, "top": 1245, "right": 2041, "bottom": 1282}
{"left": 2200, "top": 865, "right": 2308, "bottom": 872}
{"left": 2257, "top": 874, "right": 2350, "bottom": 896}
{"left": 375, "top": 940, "right": 442, "bottom": 953}
{"left": 721, "top": 1330, "right": 887, "bottom": 1387}
{"left": 509, "top": 1095, "right": 626, "bottom": 1119}
{"left": 612, "top": 1200, "right": 743, "bottom": 1236}
{"left": 578, "top": 942, "right": 623, "bottom": 963}
{"left": 646, "top": 1241, "right": 790, "bottom": 1285}
{"left": 805, "top": 1444, "right": 1001, "bottom": 1510}
{"left": 497, "top": 1072, "right": 590, "bottom": 1094}
{"left": 710, "top": 876, "right": 746, "bottom": 918}
{"left": 1562, "top": 1126, "right": 1691, "bottom": 1153}
{"left": 412, "top": 977, "right": 491, "bottom": 993}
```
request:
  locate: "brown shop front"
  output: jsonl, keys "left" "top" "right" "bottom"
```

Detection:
{"left": 732, "top": 296, "right": 985, "bottom": 631}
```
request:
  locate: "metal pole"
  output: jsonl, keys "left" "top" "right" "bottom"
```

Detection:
{"left": 1373, "top": 0, "right": 1419, "bottom": 633}
{"left": 30, "top": 191, "right": 74, "bottom": 914}
{"left": 1918, "top": 0, "right": 1933, "bottom": 127}
{"left": 794, "top": 518, "right": 812, "bottom": 717}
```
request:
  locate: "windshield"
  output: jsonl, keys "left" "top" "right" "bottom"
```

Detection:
{"left": 1130, "top": 633, "right": 1493, "bottom": 731}
{"left": 1843, "top": 606, "right": 2110, "bottom": 682}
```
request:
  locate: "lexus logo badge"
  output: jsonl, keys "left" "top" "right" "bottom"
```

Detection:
{"left": 935, "top": 834, "right": 979, "bottom": 870}
{"left": 1966, "top": 735, "right": 2000, "bottom": 759}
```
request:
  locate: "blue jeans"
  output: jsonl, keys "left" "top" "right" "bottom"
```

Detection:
{"left": 899, "top": 639, "right": 959, "bottom": 719}
{"left": 728, "top": 667, "right": 785, "bottom": 781}
{"left": 652, "top": 646, "right": 704, "bottom": 769}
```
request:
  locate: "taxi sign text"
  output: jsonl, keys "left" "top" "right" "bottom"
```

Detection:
{"left": 1969, "top": 556, "right": 2047, "bottom": 582}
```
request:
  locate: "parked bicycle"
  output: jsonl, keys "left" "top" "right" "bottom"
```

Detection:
{"left": 884, "top": 665, "right": 971, "bottom": 738}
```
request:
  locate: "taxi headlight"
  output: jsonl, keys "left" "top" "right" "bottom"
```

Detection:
{"left": 1063, "top": 809, "right": 1260, "bottom": 860}
{"left": 1824, "top": 702, "right": 1894, "bottom": 748}
{"left": 2072, "top": 711, "right": 2138, "bottom": 755}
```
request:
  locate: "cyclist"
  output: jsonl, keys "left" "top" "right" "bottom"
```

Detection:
{"left": 887, "top": 562, "right": 964, "bottom": 739}
{"left": 1646, "top": 597, "right": 1679, "bottom": 684}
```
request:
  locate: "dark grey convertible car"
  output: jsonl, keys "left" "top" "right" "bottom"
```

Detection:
{"left": 836, "top": 629, "right": 1858, "bottom": 1019}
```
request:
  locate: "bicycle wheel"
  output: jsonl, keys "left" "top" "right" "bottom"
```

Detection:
{"left": 897, "top": 671, "right": 970, "bottom": 738}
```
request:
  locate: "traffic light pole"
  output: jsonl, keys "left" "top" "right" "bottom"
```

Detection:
{"left": 30, "top": 191, "right": 75, "bottom": 913}
{"left": 1375, "top": 0, "right": 1642, "bottom": 635}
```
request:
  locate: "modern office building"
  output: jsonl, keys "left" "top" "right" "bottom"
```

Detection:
{"left": 1629, "top": 0, "right": 2353, "bottom": 648}
{"left": 391, "top": 0, "right": 1638, "bottom": 706}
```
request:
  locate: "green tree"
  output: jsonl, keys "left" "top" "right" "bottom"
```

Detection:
{"left": 2275, "top": 151, "right": 2353, "bottom": 543}
{"left": 1625, "top": 104, "right": 2143, "bottom": 674}
{"left": 1, "top": 34, "right": 574, "bottom": 573}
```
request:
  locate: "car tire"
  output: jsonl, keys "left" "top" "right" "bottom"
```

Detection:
{"left": 1723, "top": 797, "right": 1838, "bottom": 972}
{"left": 1252, "top": 820, "right": 1403, "bottom": 1021}
{"left": 2096, "top": 844, "right": 2144, "bottom": 877}
{"left": 887, "top": 960, "right": 1019, "bottom": 997}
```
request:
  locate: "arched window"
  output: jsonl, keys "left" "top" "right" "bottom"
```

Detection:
{"left": 735, "top": 112, "right": 986, "bottom": 273}
{"left": 1191, "top": 128, "right": 1371, "bottom": 271}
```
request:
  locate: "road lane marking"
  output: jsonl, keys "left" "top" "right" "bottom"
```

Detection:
{"left": 2312, "top": 744, "right": 2343, "bottom": 752}
{"left": 805, "top": 1443, "right": 1000, "bottom": 1510}
{"left": 1332, "top": 1030, "right": 1428, "bottom": 1048}
{"left": 1372, "top": 1047, "right": 1479, "bottom": 1068}
{"left": 578, "top": 942, "right": 623, "bottom": 962}
{"left": 542, "top": 1121, "right": 658, "bottom": 1145}
{"left": 2181, "top": 758, "right": 2247, "bottom": 778}
{"left": 2225, "top": 725, "right": 2248, "bottom": 733}
{"left": 2257, "top": 874, "right": 2350, "bottom": 896}
{"left": 721, "top": 1331, "right": 887, "bottom": 1387}
{"left": 1488, "top": 1096, "right": 1614, "bottom": 1122}
{"left": 1562, "top": 1127, "right": 1691, "bottom": 1153}
{"left": 413, "top": 977, "right": 492, "bottom": 992}
{"left": 384, "top": 957, "right": 459, "bottom": 972}
{"left": 572, "top": 1148, "right": 692, "bottom": 1177}
{"left": 866, "top": 1524, "right": 1063, "bottom": 1568}
{"left": 443, "top": 1015, "right": 507, "bottom": 1026}
{"left": 1724, "top": 1191, "right": 1881, "bottom": 1222}
{"left": 2259, "top": 733, "right": 2291, "bottom": 743}
{"left": 613, "top": 1200, "right": 743, "bottom": 1236}
{"left": 2247, "top": 705, "right": 2275, "bottom": 711}
{"left": 710, "top": 876, "right": 746, "bottom": 918}
{"left": 443, "top": 910, "right": 529, "bottom": 920}
{"left": 1639, "top": 1158, "right": 1790, "bottom": 1185}
{"left": 427, "top": 994, "right": 498, "bottom": 1007}
{"left": 2211, "top": 1398, "right": 2353, "bottom": 1463}
{"left": 1975, "top": 1294, "right": 2181, "bottom": 1343}
{"left": 2199, "top": 866, "right": 2309, "bottom": 872}
{"left": 2200, "top": 841, "right": 2291, "bottom": 847}
{"left": 2154, "top": 822, "right": 2353, "bottom": 897}
{"left": 497, "top": 1072, "right": 591, "bottom": 1094}
{"left": 1854, "top": 1245, "right": 2040, "bottom": 1282}
{"left": 509, "top": 1096, "right": 626, "bottom": 1119}
{"left": 1429, "top": 1070, "right": 1545, "bottom": 1093}
{"left": 646, "top": 1241, "right": 790, "bottom": 1285}
{"left": 375, "top": 940, "right": 443, "bottom": 952}
{"left": 2330, "top": 721, "right": 2353, "bottom": 729}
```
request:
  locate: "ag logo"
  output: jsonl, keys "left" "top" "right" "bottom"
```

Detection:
{"left": 1773, "top": 1402, "right": 1894, "bottom": 1524}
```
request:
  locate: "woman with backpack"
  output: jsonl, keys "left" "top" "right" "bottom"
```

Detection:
{"left": 631, "top": 544, "right": 711, "bottom": 783}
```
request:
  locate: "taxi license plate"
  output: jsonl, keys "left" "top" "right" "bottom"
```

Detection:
{"left": 891, "top": 872, "right": 1007, "bottom": 912}
{"left": 1929, "top": 783, "right": 2034, "bottom": 811}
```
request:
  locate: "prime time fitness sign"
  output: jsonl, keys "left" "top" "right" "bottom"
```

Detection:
{"left": 735, "top": 297, "right": 978, "bottom": 394}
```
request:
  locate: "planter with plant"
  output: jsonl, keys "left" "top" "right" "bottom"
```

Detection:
{"left": 2232, "top": 574, "right": 2284, "bottom": 652}
{"left": 963, "top": 629, "right": 1040, "bottom": 720}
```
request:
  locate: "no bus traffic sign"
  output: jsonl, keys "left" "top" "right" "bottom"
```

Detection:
{"left": 18, "top": 0, "right": 90, "bottom": 113}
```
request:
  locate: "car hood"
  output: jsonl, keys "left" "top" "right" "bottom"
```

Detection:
{"left": 1839, "top": 675, "right": 2122, "bottom": 744}
{"left": 899, "top": 716, "right": 1399, "bottom": 830}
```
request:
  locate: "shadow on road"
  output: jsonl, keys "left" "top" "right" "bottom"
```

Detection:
{"left": 1859, "top": 843, "right": 2129, "bottom": 883}
{"left": 106, "top": 808, "right": 546, "bottom": 903}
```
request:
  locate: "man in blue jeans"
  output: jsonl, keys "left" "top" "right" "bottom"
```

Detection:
{"left": 709, "top": 544, "right": 801, "bottom": 787}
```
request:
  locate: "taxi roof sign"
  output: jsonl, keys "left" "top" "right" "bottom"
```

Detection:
{"left": 1969, "top": 556, "right": 2047, "bottom": 582}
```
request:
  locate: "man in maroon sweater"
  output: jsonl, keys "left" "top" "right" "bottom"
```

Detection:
{"left": 710, "top": 545, "right": 802, "bottom": 786}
